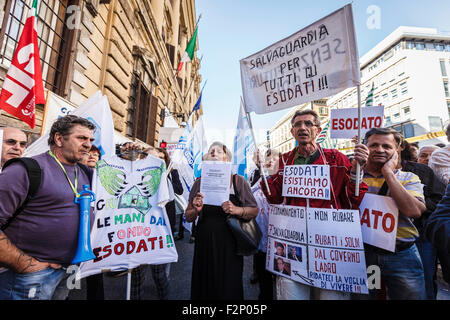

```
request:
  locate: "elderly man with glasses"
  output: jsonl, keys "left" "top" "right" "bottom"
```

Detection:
{"left": 1, "top": 127, "right": 28, "bottom": 168}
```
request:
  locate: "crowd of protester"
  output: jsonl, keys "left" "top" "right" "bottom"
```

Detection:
{"left": 0, "top": 113, "right": 448, "bottom": 300}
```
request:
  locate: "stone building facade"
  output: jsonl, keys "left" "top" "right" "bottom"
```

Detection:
{"left": 0, "top": 0, "right": 201, "bottom": 146}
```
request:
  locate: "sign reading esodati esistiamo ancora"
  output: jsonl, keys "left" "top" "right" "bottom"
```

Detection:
{"left": 282, "top": 165, "right": 331, "bottom": 200}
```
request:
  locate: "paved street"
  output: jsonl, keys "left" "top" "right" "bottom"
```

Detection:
{"left": 68, "top": 222, "right": 259, "bottom": 300}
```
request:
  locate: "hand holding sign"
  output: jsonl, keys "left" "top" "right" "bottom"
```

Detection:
{"left": 352, "top": 143, "right": 369, "bottom": 171}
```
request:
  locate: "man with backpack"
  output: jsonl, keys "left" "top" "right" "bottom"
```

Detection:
{"left": 0, "top": 115, "right": 95, "bottom": 300}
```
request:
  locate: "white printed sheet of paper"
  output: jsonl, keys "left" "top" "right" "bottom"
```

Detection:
{"left": 267, "top": 205, "right": 368, "bottom": 294}
{"left": 359, "top": 193, "right": 399, "bottom": 252}
{"left": 200, "top": 161, "right": 232, "bottom": 206}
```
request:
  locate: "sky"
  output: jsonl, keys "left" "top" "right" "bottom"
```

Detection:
{"left": 193, "top": 0, "right": 450, "bottom": 148}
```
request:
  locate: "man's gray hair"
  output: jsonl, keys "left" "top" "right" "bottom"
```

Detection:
{"left": 290, "top": 109, "right": 320, "bottom": 126}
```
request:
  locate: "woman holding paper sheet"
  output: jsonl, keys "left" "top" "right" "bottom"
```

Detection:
{"left": 185, "top": 142, "right": 258, "bottom": 300}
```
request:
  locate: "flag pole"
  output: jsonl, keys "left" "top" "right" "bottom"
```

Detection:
{"left": 182, "top": 55, "right": 204, "bottom": 106}
{"left": 187, "top": 80, "right": 207, "bottom": 117}
{"left": 241, "top": 97, "right": 271, "bottom": 196}
{"left": 126, "top": 269, "right": 132, "bottom": 300}
{"left": 39, "top": 90, "right": 52, "bottom": 136}
{"left": 355, "top": 85, "right": 362, "bottom": 197}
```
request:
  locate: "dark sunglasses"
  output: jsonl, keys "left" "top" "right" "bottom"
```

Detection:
{"left": 4, "top": 139, "right": 27, "bottom": 148}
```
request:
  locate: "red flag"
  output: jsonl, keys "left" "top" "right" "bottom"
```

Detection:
{"left": 0, "top": 3, "right": 45, "bottom": 129}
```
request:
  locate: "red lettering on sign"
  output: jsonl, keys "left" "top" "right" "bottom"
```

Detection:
{"left": 382, "top": 213, "right": 396, "bottom": 233}
{"left": 360, "top": 208, "right": 396, "bottom": 233}
{"left": 360, "top": 208, "right": 371, "bottom": 227}
{"left": 371, "top": 210, "right": 383, "bottom": 229}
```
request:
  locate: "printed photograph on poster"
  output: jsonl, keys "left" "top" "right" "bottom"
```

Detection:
{"left": 287, "top": 245, "right": 302, "bottom": 262}
{"left": 274, "top": 241, "right": 286, "bottom": 257}
{"left": 282, "top": 165, "right": 331, "bottom": 200}
{"left": 274, "top": 257, "right": 291, "bottom": 276}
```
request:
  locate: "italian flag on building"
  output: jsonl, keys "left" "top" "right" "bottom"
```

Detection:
{"left": 176, "top": 26, "right": 198, "bottom": 73}
{"left": 365, "top": 83, "right": 374, "bottom": 107}
{"left": 0, "top": 0, "right": 45, "bottom": 129}
{"left": 316, "top": 121, "right": 334, "bottom": 149}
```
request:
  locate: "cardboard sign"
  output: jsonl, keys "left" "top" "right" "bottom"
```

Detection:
{"left": 282, "top": 165, "right": 331, "bottom": 200}
{"left": 267, "top": 205, "right": 368, "bottom": 294}
{"left": 330, "top": 106, "right": 384, "bottom": 139}
{"left": 359, "top": 193, "right": 399, "bottom": 252}
{"left": 240, "top": 4, "right": 360, "bottom": 114}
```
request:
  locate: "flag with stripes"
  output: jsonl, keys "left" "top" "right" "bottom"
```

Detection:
{"left": 316, "top": 121, "right": 334, "bottom": 149}
{"left": 176, "top": 26, "right": 198, "bottom": 73}
{"left": 365, "top": 83, "right": 374, "bottom": 107}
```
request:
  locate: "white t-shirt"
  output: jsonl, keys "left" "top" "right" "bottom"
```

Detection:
{"left": 77, "top": 155, "right": 178, "bottom": 279}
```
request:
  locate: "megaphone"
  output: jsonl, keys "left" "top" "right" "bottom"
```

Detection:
{"left": 72, "top": 184, "right": 96, "bottom": 264}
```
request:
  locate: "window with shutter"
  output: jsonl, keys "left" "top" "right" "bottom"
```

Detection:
{"left": 146, "top": 94, "right": 158, "bottom": 145}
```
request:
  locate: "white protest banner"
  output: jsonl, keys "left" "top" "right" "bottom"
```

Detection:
{"left": 359, "top": 193, "right": 399, "bottom": 252}
{"left": 76, "top": 155, "right": 178, "bottom": 279}
{"left": 171, "top": 115, "right": 207, "bottom": 202}
{"left": 24, "top": 91, "right": 114, "bottom": 158}
{"left": 330, "top": 106, "right": 384, "bottom": 139}
{"left": 200, "top": 161, "right": 232, "bottom": 206}
{"left": 282, "top": 165, "right": 331, "bottom": 200}
{"left": 240, "top": 4, "right": 360, "bottom": 114}
{"left": 267, "top": 205, "right": 368, "bottom": 294}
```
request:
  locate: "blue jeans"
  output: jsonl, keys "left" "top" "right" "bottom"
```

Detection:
{"left": 364, "top": 243, "right": 426, "bottom": 300}
{"left": 0, "top": 267, "right": 65, "bottom": 300}
{"left": 415, "top": 236, "right": 437, "bottom": 300}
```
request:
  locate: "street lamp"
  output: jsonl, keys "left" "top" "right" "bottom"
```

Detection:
{"left": 159, "top": 109, "right": 186, "bottom": 124}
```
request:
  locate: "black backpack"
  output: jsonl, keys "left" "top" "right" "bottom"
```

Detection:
{"left": 1, "top": 157, "right": 92, "bottom": 231}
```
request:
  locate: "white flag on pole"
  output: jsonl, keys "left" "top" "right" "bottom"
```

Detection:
{"left": 170, "top": 116, "right": 207, "bottom": 233}
{"left": 232, "top": 102, "right": 255, "bottom": 180}
{"left": 24, "top": 91, "right": 115, "bottom": 158}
